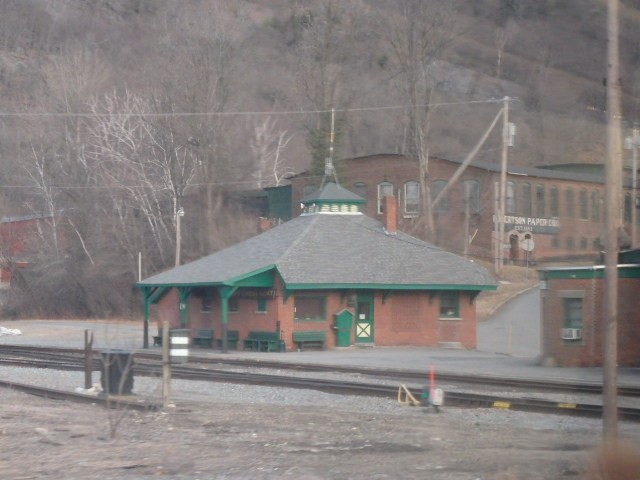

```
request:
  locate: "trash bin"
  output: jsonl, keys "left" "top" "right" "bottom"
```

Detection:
{"left": 100, "top": 349, "right": 134, "bottom": 395}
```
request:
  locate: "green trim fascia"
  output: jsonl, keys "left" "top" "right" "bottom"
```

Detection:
{"left": 283, "top": 283, "right": 497, "bottom": 292}
{"left": 540, "top": 265, "right": 640, "bottom": 280}
{"left": 224, "top": 266, "right": 275, "bottom": 287}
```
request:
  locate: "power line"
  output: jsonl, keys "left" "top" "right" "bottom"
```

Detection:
{"left": 0, "top": 98, "right": 502, "bottom": 118}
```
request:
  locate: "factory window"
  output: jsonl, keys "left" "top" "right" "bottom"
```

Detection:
{"left": 462, "top": 180, "right": 480, "bottom": 214}
{"left": 377, "top": 182, "right": 394, "bottom": 214}
{"left": 565, "top": 188, "right": 575, "bottom": 218}
{"left": 591, "top": 190, "right": 600, "bottom": 222}
{"left": 536, "top": 184, "right": 545, "bottom": 217}
{"left": 522, "top": 182, "right": 532, "bottom": 216}
{"left": 551, "top": 235, "right": 560, "bottom": 248}
{"left": 439, "top": 292, "right": 460, "bottom": 319}
{"left": 506, "top": 181, "right": 516, "bottom": 214}
{"left": 550, "top": 186, "right": 559, "bottom": 217}
{"left": 431, "top": 180, "right": 450, "bottom": 213}
{"left": 566, "top": 236, "right": 575, "bottom": 250}
{"left": 294, "top": 296, "right": 326, "bottom": 322}
{"left": 579, "top": 189, "right": 588, "bottom": 220}
{"left": 404, "top": 181, "right": 420, "bottom": 215}
{"left": 580, "top": 237, "right": 588, "bottom": 249}
{"left": 353, "top": 182, "right": 367, "bottom": 202}
{"left": 625, "top": 193, "right": 632, "bottom": 223}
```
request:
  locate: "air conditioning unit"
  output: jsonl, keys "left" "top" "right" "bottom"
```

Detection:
{"left": 561, "top": 328, "right": 582, "bottom": 340}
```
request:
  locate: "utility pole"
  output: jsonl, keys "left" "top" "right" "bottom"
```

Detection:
{"left": 175, "top": 207, "right": 184, "bottom": 267}
{"left": 603, "top": 0, "right": 621, "bottom": 442}
{"left": 498, "top": 96, "right": 510, "bottom": 272}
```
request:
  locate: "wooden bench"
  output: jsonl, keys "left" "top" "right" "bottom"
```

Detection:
{"left": 192, "top": 329, "right": 214, "bottom": 348}
{"left": 243, "top": 331, "right": 281, "bottom": 352}
{"left": 153, "top": 328, "right": 164, "bottom": 347}
{"left": 293, "top": 330, "right": 326, "bottom": 351}
{"left": 216, "top": 330, "right": 239, "bottom": 350}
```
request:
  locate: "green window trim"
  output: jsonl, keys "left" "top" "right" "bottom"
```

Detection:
{"left": 256, "top": 297, "right": 267, "bottom": 313}
{"left": 439, "top": 291, "right": 460, "bottom": 319}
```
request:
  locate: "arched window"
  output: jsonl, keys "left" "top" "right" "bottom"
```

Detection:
{"left": 462, "top": 180, "right": 480, "bottom": 214}
{"left": 506, "top": 181, "right": 516, "bottom": 214}
{"left": 565, "top": 188, "right": 575, "bottom": 218}
{"left": 625, "top": 192, "right": 632, "bottom": 223}
{"left": 550, "top": 186, "right": 559, "bottom": 217}
{"left": 404, "top": 181, "right": 420, "bottom": 215}
{"left": 522, "top": 182, "right": 532, "bottom": 216}
{"left": 579, "top": 189, "right": 588, "bottom": 220}
{"left": 353, "top": 182, "right": 367, "bottom": 202}
{"left": 377, "top": 182, "right": 393, "bottom": 214}
{"left": 535, "top": 184, "right": 545, "bottom": 217}
{"left": 431, "top": 180, "right": 450, "bottom": 213}
{"left": 591, "top": 190, "right": 600, "bottom": 222}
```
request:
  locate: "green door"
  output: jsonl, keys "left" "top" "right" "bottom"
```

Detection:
{"left": 334, "top": 309, "right": 353, "bottom": 347}
{"left": 355, "top": 294, "right": 374, "bottom": 344}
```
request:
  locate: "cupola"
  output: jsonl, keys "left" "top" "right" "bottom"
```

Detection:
{"left": 300, "top": 182, "right": 365, "bottom": 215}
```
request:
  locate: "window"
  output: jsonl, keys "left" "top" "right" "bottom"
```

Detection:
{"left": 506, "top": 181, "right": 516, "bottom": 214}
{"left": 462, "top": 180, "right": 480, "bottom": 214}
{"left": 550, "top": 186, "right": 559, "bottom": 217}
{"left": 201, "top": 291, "right": 213, "bottom": 313}
{"left": 431, "top": 180, "right": 450, "bottom": 213}
{"left": 625, "top": 192, "right": 632, "bottom": 223}
{"left": 404, "top": 181, "right": 420, "bottom": 215}
{"left": 566, "top": 236, "right": 574, "bottom": 250}
{"left": 579, "top": 189, "right": 588, "bottom": 220}
{"left": 565, "top": 188, "right": 575, "bottom": 218}
{"left": 591, "top": 190, "right": 600, "bottom": 222}
{"left": 580, "top": 237, "right": 588, "bottom": 249}
{"left": 522, "top": 182, "right": 532, "bottom": 216}
{"left": 229, "top": 297, "right": 239, "bottom": 313}
{"left": 439, "top": 292, "right": 460, "bottom": 319}
{"left": 563, "top": 297, "right": 583, "bottom": 329}
{"left": 294, "top": 296, "right": 326, "bottom": 321}
{"left": 257, "top": 298, "right": 267, "bottom": 313}
{"left": 353, "top": 182, "right": 367, "bottom": 202}
{"left": 551, "top": 235, "right": 560, "bottom": 248}
{"left": 377, "top": 182, "right": 393, "bottom": 214}
{"left": 535, "top": 184, "right": 545, "bottom": 217}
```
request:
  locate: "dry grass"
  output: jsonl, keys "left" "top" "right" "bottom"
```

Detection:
{"left": 476, "top": 264, "right": 540, "bottom": 321}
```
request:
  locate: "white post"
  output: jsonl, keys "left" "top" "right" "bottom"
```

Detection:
{"left": 175, "top": 207, "right": 184, "bottom": 267}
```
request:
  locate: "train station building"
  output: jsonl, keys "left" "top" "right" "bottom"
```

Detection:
{"left": 137, "top": 182, "right": 496, "bottom": 352}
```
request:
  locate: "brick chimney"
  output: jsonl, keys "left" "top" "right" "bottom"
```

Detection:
{"left": 382, "top": 195, "right": 397, "bottom": 234}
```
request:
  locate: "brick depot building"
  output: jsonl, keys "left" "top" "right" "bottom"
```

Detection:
{"left": 539, "top": 259, "right": 640, "bottom": 367}
{"left": 277, "top": 154, "right": 638, "bottom": 264}
{"left": 138, "top": 182, "right": 496, "bottom": 351}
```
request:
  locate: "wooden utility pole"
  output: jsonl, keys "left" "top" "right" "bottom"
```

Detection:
{"left": 604, "top": 0, "right": 621, "bottom": 441}
{"left": 498, "top": 96, "right": 510, "bottom": 272}
{"left": 175, "top": 207, "right": 184, "bottom": 267}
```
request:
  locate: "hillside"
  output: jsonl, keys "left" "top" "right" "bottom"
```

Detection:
{"left": 0, "top": 0, "right": 638, "bottom": 316}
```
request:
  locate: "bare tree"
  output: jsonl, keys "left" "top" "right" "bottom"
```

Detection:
{"left": 250, "top": 117, "right": 294, "bottom": 188}
{"left": 381, "top": 0, "right": 461, "bottom": 241}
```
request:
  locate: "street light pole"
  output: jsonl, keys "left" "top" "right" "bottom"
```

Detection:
{"left": 175, "top": 207, "right": 184, "bottom": 267}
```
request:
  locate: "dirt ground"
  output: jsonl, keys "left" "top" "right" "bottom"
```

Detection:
{"left": 2, "top": 389, "right": 640, "bottom": 480}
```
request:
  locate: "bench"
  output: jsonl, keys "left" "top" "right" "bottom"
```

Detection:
{"left": 153, "top": 328, "right": 164, "bottom": 347}
{"left": 192, "top": 329, "right": 214, "bottom": 348}
{"left": 293, "top": 330, "right": 326, "bottom": 351}
{"left": 243, "top": 331, "right": 281, "bottom": 352}
{"left": 216, "top": 330, "right": 239, "bottom": 350}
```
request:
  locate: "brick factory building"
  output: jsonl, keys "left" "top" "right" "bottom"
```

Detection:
{"left": 273, "top": 154, "right": 638, "bottom": 265}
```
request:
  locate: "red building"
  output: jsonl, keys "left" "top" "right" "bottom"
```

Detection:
{"left": 0, "top": 213, "right": 51, "bottom": 286}
{"left": 138, "top": 183, "right": 496, "bottom": 351}
{"left": 286, "top": 154, "right": 635, "bottom": 264}
{"left": 539, "top": 262, "right": 640, "bottom": 367}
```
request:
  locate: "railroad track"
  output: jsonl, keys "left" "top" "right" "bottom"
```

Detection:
{"left": 2, "top": 345, "right": 640, "bottom": 421}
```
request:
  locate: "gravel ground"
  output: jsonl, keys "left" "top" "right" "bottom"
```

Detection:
{"left": 2, "top": 366, "right": 640, "bottom": 479}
